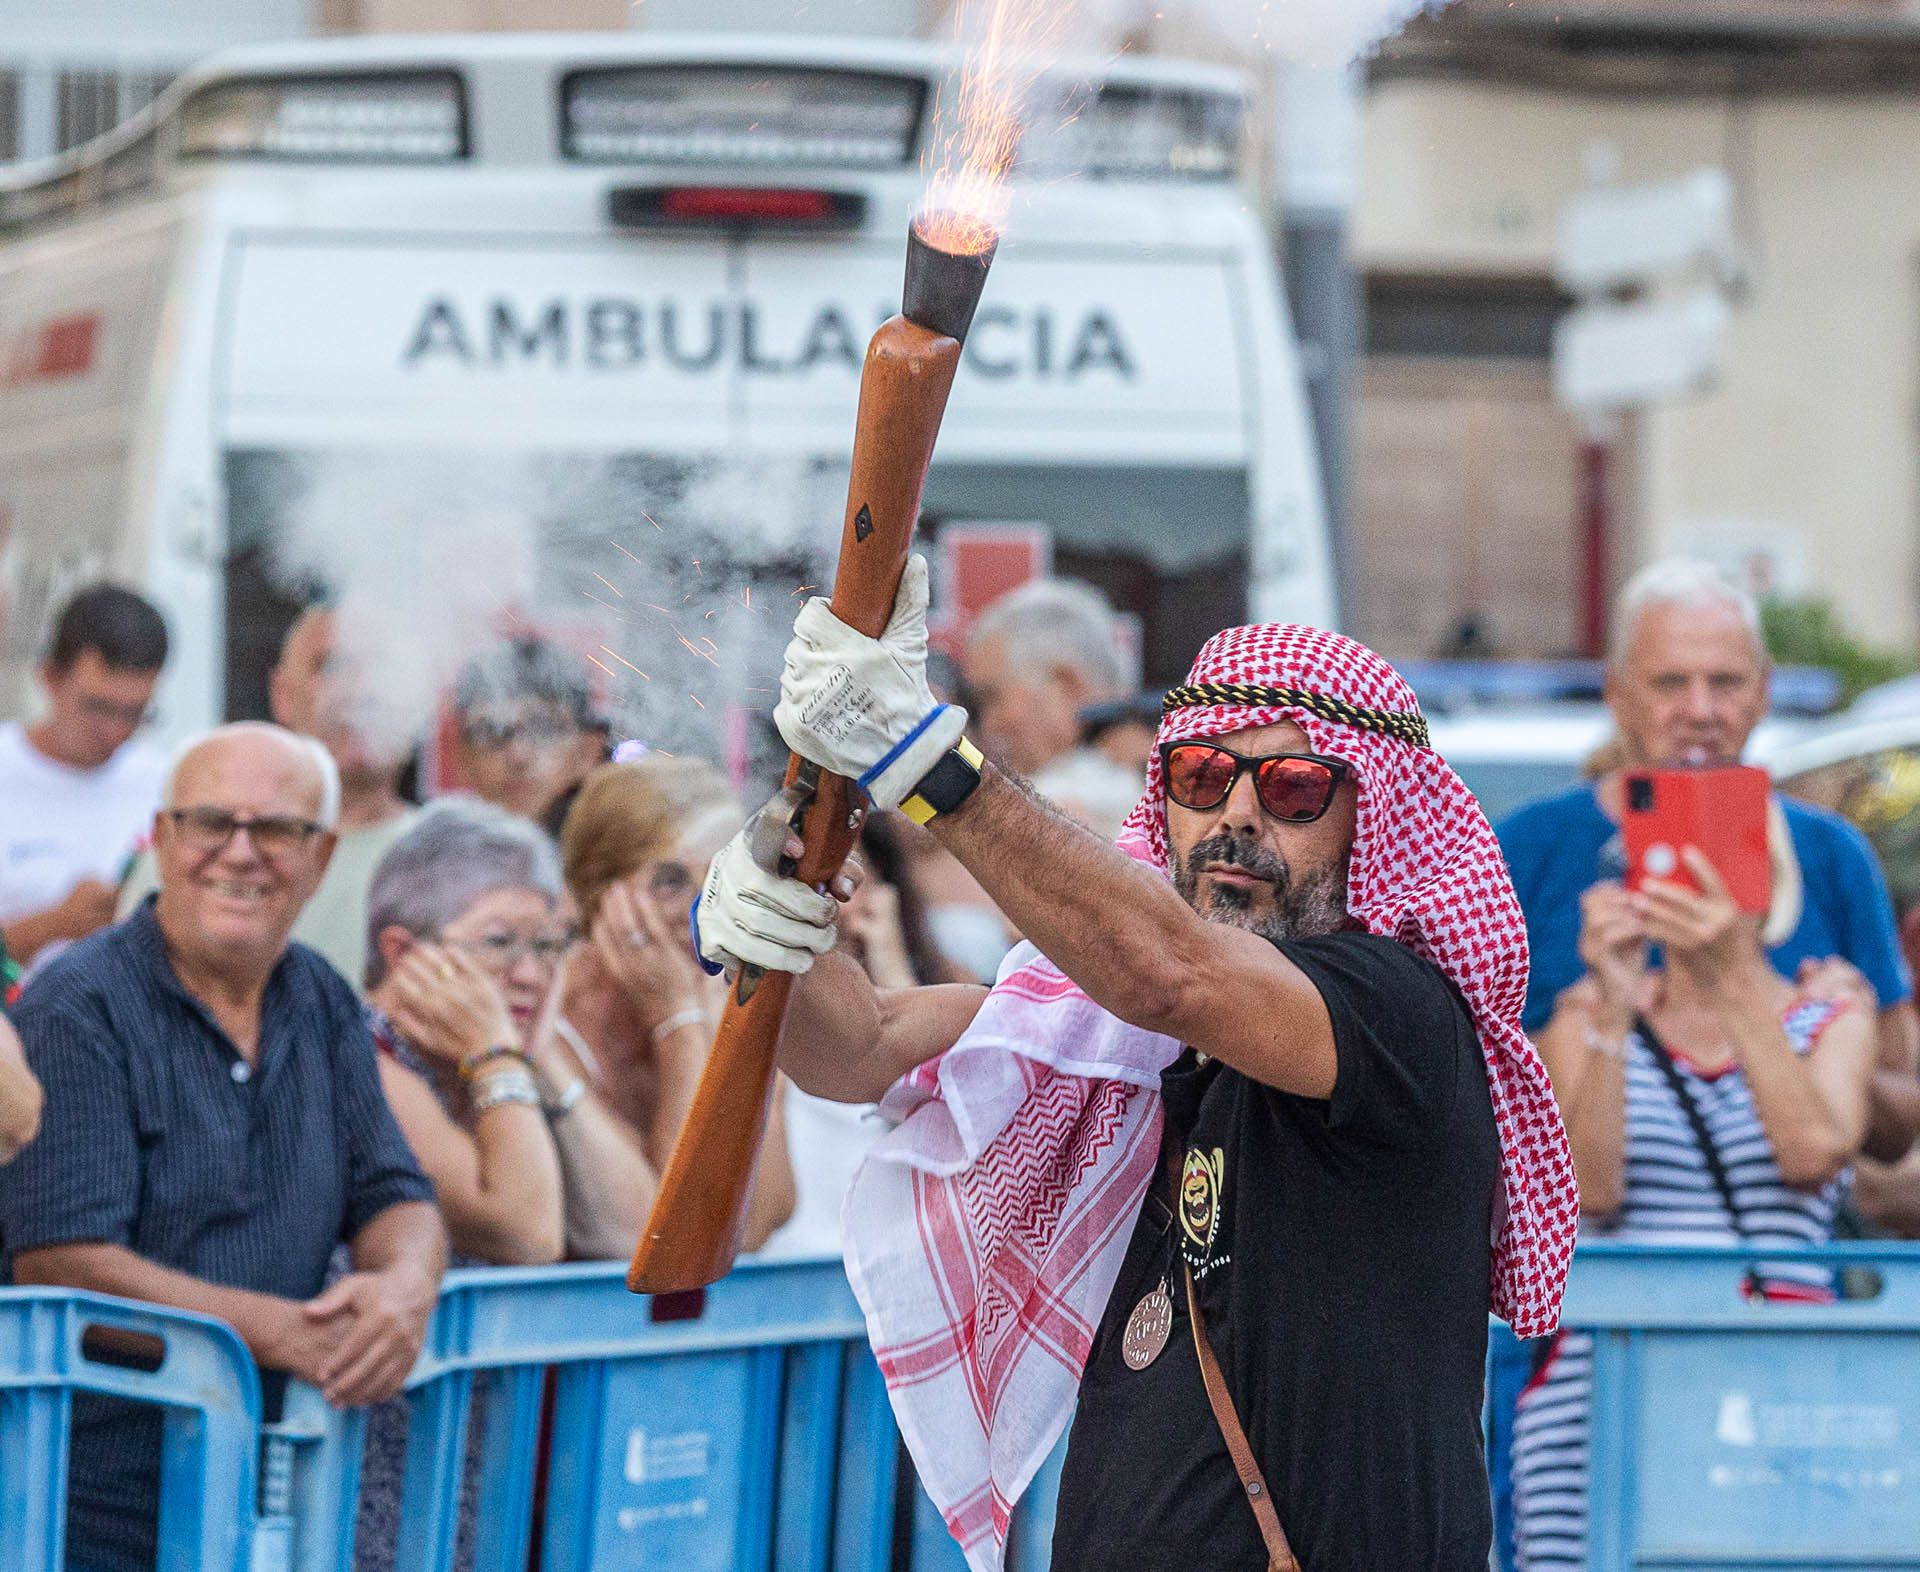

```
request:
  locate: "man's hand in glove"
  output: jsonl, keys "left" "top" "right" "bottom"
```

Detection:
{"left": 694, "top": 824, "right": 848, "bottom": 977}
{"left": 774, "top": 554, "right": 968, "bottom": 812}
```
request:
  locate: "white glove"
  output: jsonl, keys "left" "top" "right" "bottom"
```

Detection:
{"left": 694, "top": 825, "right": 839, "bottom": 976}
{"left": 774, "top": 554, "right": 968, "bottom": 812}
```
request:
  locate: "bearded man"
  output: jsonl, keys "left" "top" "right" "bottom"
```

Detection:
{"left": 697, "top": 568, "right": 1577, "bottom": 1572}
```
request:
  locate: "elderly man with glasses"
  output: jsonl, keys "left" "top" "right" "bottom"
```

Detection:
{"left": 0, "top": 721, "right": 443, "bottom": 1572}
{"left": 695, "top": 571, "right": 1578, "bottom": 1572}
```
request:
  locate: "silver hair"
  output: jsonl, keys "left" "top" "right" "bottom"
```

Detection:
{"left": 362, "top": 796, "right": 563, "bottom": 989}
{"left": 163, "top": 721, "right": 342, "bottom": 830}
{"left": 969, "top": 578, "right": 1127, "bottom": 695}
{"left": 1610, "top": 559, "right": 1766, "bottom": 665}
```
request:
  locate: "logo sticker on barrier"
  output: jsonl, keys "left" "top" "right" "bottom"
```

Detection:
{"left": 1632, "top": 1333, "right": 1920, "bottom": 1558}
{"left": 625, "top": 1427, "right": 713, "bottom": 1485}
{"left": 575, "top": 1350, "right": 777, "bottom": 1569}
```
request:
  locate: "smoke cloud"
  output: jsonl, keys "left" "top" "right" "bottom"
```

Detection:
{"left": 260, "top": 446, "right": 841, "bottom": 781}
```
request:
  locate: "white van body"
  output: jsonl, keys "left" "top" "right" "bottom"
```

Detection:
{"left": 0, "top": 34, "right": 1333, "bottom": 756}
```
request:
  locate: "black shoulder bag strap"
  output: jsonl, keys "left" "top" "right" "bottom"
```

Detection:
{"left": 1634, "top": 1014, "right": 1750, "bottom": 1240}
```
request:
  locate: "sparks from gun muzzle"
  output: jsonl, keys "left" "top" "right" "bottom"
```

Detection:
{"left": 918, "top": 0, "right": 1066, "bottom": 257}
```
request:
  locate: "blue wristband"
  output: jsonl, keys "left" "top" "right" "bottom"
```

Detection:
{"left": 689, "top": 894, "right": 725, "bottom": 977}
{"left": 857, "top": 703, "right": 952, "bottom": 799}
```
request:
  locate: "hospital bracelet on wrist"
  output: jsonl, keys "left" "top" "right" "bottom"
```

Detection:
{"left": 650, "top": 1006, "right": 708, "bottom": 1044}
{"left": 1583, "top": 1026, "right": 1626, "bottom": 1061}
{"left": 459, "top": 1044, "right": 532, "bottom": 1082}
{"left": 468, "top": 1068, "right": 542, "bottom": 1115}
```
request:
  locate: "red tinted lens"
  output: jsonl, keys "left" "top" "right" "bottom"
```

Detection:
{"left": 1165, "top": 745, "right": 1239, "bottom": 810}
{"left": 1254, "top": 756, "right": 1337, "bottom": 821}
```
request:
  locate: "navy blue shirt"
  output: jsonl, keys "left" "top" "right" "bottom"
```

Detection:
{"left": 0, "top": 900, "right": 434, "bottom": 1570}
{"left": 1498, "top": 784, "right": 1913, "bottom": 1033}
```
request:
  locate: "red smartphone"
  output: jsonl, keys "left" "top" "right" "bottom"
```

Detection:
{"left": 1620, "top": 765, "right": 1772, "bottom": 915}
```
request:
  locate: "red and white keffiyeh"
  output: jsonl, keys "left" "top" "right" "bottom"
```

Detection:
{"left": 841, "top": 624, "right": 1577, "bottom": 1571}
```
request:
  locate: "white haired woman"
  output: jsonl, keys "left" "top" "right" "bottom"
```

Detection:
{"left": 1511, "top": 839, "right": 1878, "bottom": 1569}
{"left": 353, "top": 798, "right": 658, "bottom": 1571}
{"left": 363, "top": 797, "right": 658, "bottom": 1264}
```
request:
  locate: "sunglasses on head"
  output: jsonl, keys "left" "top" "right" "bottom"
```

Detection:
{"left": 1160, "top": 742, "right": 1350, "bottom": 824}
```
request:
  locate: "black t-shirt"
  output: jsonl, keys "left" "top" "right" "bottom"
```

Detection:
{"left": 1050, "top": 932, "right": 1500, "bottom": 1571}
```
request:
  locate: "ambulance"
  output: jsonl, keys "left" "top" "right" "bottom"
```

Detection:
{"left": 0, "top": 33, "right": 1333, "bottom": 755}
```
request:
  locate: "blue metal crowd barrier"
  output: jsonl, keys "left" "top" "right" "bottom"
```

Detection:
{"left": 1561, "top": 1242, "right": 1920, "bottom": 1571}
{"left": 267, "top": 1258, "right": 905, "bottom": 1571}
{"left": 2, "top": 1246, "right": 1917, "bottom": 1570}
{"left": 0, "top": 1286, "right": 264, "bottom": 1571}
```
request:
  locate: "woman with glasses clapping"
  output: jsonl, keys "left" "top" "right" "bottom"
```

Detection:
{"left": 362, "top": 797, "right": 657, "bottom": 1268}
{"left": 560, "top": 756, "right": 796, "bottom": 1253}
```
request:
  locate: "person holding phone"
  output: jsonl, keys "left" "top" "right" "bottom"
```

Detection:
{"left": 1509, "top": 838, "right": 1877, "bottom": 1569}
{"left": 1486, "top": 559, "right": 1919, "bottom": 1572}
{"left": 1498, "top": 560, "right": 1917, "bottom": 1163}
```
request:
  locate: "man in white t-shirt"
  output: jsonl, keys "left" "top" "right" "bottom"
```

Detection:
{"left": 0, "top": 585, "right": 169, "bottom": 979}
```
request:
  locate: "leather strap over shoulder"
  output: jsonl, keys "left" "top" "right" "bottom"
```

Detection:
{"left": 1184, "top": 1263, "right": 1301, "bottom": 1572}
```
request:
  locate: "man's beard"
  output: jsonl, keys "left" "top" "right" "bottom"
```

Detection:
{"left": 1172, "top": 833, "right": 1351, "bottom": 945}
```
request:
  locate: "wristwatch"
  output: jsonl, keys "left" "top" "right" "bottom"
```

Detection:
{"left": 900, "top": 736, "right": 985, "bottom": 826}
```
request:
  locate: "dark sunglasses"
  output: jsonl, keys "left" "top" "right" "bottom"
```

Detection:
{"left": 1161, "top": 743, "right": 1350, "bottom": 824}
{"left": 166, "top": 806, "right": 326, "bottom": 859}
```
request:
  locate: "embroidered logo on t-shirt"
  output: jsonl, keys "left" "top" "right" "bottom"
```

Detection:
{"left": 1178, "top": 1146, "right": 1227, "bottom": 1272}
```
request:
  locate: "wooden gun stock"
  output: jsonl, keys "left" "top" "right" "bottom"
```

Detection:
{"left": 626, "top": 317, "right": 966, "bottom": 1294}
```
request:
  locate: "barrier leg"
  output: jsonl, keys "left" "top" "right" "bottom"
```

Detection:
{"left": 466, "top": 1364, "right": 545, "bottom": 1570}
{"left": 0, "top": 1385, "right": 70, "bottom": 1571}
{"left": 830, "top": 1342, "right": 897, "bottom": 1572}
{"left": 1585, "top": 1328, "right": 1639, "bottom": 1572}
{"left": 774, "top": 1340, "right": 845, "bottom": 1571}
{"left": 260, "top": 1382, "right": 367, "bottom": 1572}
{"left": 394, "top": 1370, "right": 476, "bottom": 1572}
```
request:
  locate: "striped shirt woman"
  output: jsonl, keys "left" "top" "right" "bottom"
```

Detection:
{"left": 1514, "top": 845, "right": 1879, "bottom": 1571}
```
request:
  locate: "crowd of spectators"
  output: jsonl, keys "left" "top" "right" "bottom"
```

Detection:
{"left": 0, "top": 560, "right": 1917, "bottom": 1569}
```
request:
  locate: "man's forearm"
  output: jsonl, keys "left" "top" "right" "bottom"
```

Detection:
{"left": 10, "top": 1242, "right": 301, "bottom": 1368}
{"left": 347, "top": 1200, "right": 447, "bottom": 1291}
{"left": 782, "top": 948, "right": 987, "bottom": 1103}
{"left": 931, "top": 767, "right": 1205, "bottom": 1034}
{"left": 782, "top": 949, "right": 885, "bottom": 1097}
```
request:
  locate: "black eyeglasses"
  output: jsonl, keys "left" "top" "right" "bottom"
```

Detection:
{"left": 1161, "top": 743, "right": 1350, "bottom": 824}
{"left": 166, "top": 807, "right": 326, "bottom": 859}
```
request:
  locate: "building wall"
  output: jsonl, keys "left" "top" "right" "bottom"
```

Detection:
{"left": 1356, "top": 77, "right": 1920, "bottom": 651}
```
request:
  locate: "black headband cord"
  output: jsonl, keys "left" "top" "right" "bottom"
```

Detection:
{"left": 1161, "top": 682, "right": 1431, "bottom": 750}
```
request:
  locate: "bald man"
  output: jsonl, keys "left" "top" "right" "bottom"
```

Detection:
{"left": 120, "top": 609, "right": 420, "bottom": 985}
{"left": 2, "top": 723, "right": 444, "bottom": 1572}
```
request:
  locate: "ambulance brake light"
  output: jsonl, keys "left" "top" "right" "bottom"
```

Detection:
{"left": 565, "top": 67, "right": 922, "bottom": 169}
{"left": 176, "top": 72, "right": 466, "bottom": 162}
{"left": 608, "top": 185, "right": 866, "bottom": 230}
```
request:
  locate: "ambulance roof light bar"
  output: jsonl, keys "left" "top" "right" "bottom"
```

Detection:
{"left": 1027, "top": 84, "right": 1244, "bottom": 182}
{"left": 175, "top": 71, "right": 468, "bottom": 163}
{"left": 565, "top": 66, "right": 924, "bottom": 169}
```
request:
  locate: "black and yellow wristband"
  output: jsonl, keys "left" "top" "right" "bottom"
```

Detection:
{"left": 900, "top": 736, "right": 985, "bottom": 826}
